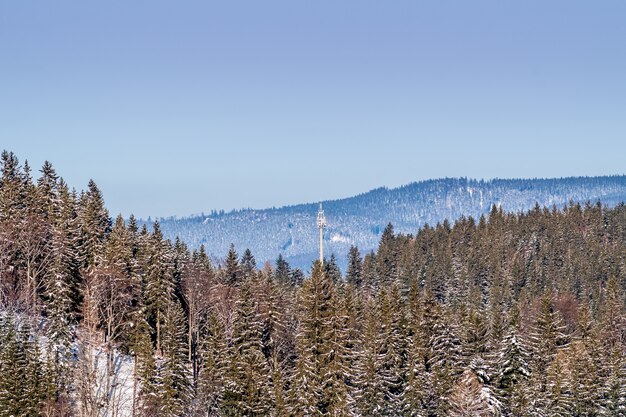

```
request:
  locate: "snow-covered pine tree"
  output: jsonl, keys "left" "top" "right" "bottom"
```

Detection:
{"left": 145, "top": 220, "right": 175, "bottom": 354}
{"left": 526, "top": 293, "right": 569, "bottom": 414}
{"left": 182, "top": 244, "right": 214, "bottom": 383}
{"left": 497, "top": 307, "right": 531, "bottom": 416}
{"left": 44, "top": 181, "right": 79, "bottom": 397}
{"left": 222, "top": 280, "right": 272, "bottom": 416}
{"left": 157, "top": 300, "right": 192, "bottom": 417}
{"left": 449, "top": 359, "right": 502, "bottom": 417}
{"left": 402, "top": 281, "right": 427, "bottom": 417}
{"left": 289, "top": 261, "right": 348, "bottom": 416}
{"left": 77, "top": 179, "right": 111, "bottom": 269}
{"left": 322, "top": 277, "right": 354, "bottom": 417}
{"left": 567, "top": 303, "right": 602, "bottom": 415}
{"left": 361, "top": 251, "right": 378, "bottom": 296}
{"left": 372, "top": 286, "right": 407, "bottom": 416}
{"left": 600, "top": 343, "right": 626, "bottom": 416}
{"left": 428, "top": 305, "right": 464, "bottom": 415}
{"left": 257, "top": 272, "right": 291, "bottom": 415}
{"left": 196, "top": 308, "right": 228, "bottom": 416}
{"left": 540, "top": 350, "right": 572, "bottom": 417}
{"left": 354, "top": 298, "right": 381, "bottom": 417}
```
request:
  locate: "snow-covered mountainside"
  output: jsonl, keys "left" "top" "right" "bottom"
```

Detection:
{"left": 142, "top": 176, "right": 626, "bottom": 270}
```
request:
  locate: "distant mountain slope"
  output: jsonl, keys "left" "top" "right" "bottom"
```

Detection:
{"left": 142, "top": 176, "right": 626, "bottom": 270}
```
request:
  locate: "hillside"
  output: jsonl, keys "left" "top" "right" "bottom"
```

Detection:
{"left": 144, "top": 176, "right": 626, "bottom": 269}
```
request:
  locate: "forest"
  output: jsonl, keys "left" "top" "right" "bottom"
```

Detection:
{"left": 1, "top": 149, "right": 625, "bottom": 417}
{"left": 148, "top": 175, "right": 626, "bottom": 271}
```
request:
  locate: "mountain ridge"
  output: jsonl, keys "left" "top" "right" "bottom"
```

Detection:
{"left": 141, "top": 175, "right": 626, "bottom": 270}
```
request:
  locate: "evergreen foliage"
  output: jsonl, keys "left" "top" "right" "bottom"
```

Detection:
{"left": 1, "top": 150, "right": 626, "bottom": 416}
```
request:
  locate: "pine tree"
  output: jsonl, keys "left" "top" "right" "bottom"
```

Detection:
{"left": 376, "top": 223, "right": 399, "bottom": 287}
{"left": 0, "top": 314, "right": 50, "bottom": 417}
{"left": 0, "top": 151, "right": 23, "bottom": 224}
{"left": 145, "top": 221, "right": 175, "bottom": 354}
{"left": 78, "top": 179, "right": 111, "bottom": 269}
{"left": 568, "top": 303, "right": 602, "bottom": 416}
{"left": 291, "top": 268, "right": 305, "bottom": 286}
{"left": 44, "top": 181, "right": 79, "bottom": 397}
{"left": 223, "top": 281, "right": 272, "bottom": 416}
{"left": 428, "top": 307, "right": 464, "bottom": 415}
{"left": 182, "top": 244, "right": 214, "bottom": 383}
{"left": 361, "top": 251, "right": 378, "bottom": 295}
{"left": 172, "top": 236, "right": 189, "bottom": 296}
{"left": 345, "top": 246, "right": 363, "bottom": 288}
{"left": 240, "top": 248, "right": 257, "bottom": 281}
{"left": 354, "top": 299, "right": 381, "bottom": 417}
{"left": 600, "top": 343, "right": 626, "bottom": 416}
{"left": 289, "top": 261, "right": 351, "bottom": 416}
{"left": 449, "top": 359, "right": 502, "bottom": 417}
{"left": 275, "top": 254, "right": 291, "bottom": 285}
{"left": 567, "top": 341, "right": 600, "bottom": 416}
{"left": 224, "top": 243, "right": 241, "bottom": 285}
{"left": 497, "top": 328, "right": 531, "bottom": 415}
{"left": 157, "top": 300, "right": 192, "bottom": 417}
{"left": 22, "top": 325, "right": 52, "bottom": 416}
{"left": 541, "top": 350, "right": 572, "bottom": 417}
{"left": 128, "top": 298, "right": 156, "bottom": 416}
{"left": 403, "top": 342, "right": 427, "bottom": 417}
{"left": 526, "top": 293, "right": 569, "bottom": 413}
{"left": 197, "top": 309, "right": 229, "bottom": 416}
{"left": 0, "top": 312, "right": 24, "bottom": 416}
{"left": 374, "top": 287, "right": 406, "bottom": 415}
{"left": 322, "top": 283, "right": 354, "bottom": 417}
{"left": 325, "top": 254, "right": 342, "bottom": 287}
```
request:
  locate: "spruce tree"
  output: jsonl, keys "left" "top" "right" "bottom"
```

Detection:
{"left": 355, "top": 299, "right": 381, "bottom": 417}
{"left": 428, "top": 306, "right": 463, "bottom": 415}
{"left": 240, "top": 248, "right": 257, "bottom": 281}
{"left": 44, "top": 181, "right": 79, "bottom": 397}
{"left": 497, "top": 328, "right": 531, "bottom": 415}
{"left": 78, "top": 179, "right": 111, "bottom": 269}
{"left": 325, "top": 254, "right": 342, "bottom": 287}
{"left": 345, "top": 246, "right": 363, "bottom": 288}
{"left": 376, "top": 223, "right": 398, "bottom": 288}
{"left": 197, "top": 309, "right": 228, "bottom": 416}
{"left": 224, "top": 243, "right": 241, "bottom": 285}
{"left": 527, "top": 292, "right": 569, "bottom": 412}
{"left": 158, "top": 300, "right": 192, "bottom": 417}
{"left": 145, "top": 221, "right": 175, "bottom": 354}
{"left": 289, "top": 261, "right": 350, "bottom": 416}
{"left": 449, "top": 359, "right": 501, "bottom": 417}
{"left": 275, "top": 254, "right": 291, "bottom": 285}
{"left": 600, "top": 343, "right": 626, "bottom": 416}
{"left": 223, "top": 281, "right": 272, "bottom": 416}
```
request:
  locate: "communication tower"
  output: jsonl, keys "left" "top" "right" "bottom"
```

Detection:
{"left": 317, "top": 203, "right": 326, "bottom": 266}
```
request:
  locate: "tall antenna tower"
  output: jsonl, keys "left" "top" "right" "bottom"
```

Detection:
{"left": 317, "top": 203, "right": 326, "bottom": 266}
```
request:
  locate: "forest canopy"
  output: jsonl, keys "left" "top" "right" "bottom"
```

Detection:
{"left": 0, "top": 150, "right": 625, "bottom": 417}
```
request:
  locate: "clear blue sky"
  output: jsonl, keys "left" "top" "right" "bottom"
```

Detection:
{"left": 1, "top": 1, "right": 625, "bottom": 219}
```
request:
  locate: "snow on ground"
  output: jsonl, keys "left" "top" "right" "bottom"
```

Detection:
{"left": 84, "top": 346, "right": 136, "bottom": 417}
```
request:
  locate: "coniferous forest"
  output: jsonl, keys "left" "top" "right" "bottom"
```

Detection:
{"left": 1, "top": 150, "right": 626, "bottom": 417}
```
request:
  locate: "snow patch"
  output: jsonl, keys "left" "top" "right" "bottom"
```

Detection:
{"left": 331, "top": 233, "right": 351, "bottom": 244}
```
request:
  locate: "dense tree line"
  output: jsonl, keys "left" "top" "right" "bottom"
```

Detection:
{"left": 0, "top": 150, "right": 625, "bottom": 416}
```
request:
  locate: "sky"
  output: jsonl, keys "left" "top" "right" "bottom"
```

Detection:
{"left": 1, "top": 1, "right": 626, "bottom": 219}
